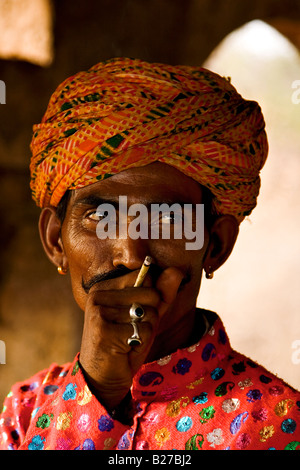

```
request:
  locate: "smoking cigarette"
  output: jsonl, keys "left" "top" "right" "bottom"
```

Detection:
{"left": 134, "top": 256, "right": 152, "bottom": 287}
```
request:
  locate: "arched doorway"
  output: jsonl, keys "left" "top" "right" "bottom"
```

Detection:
{"left": 198, "top": 20, "right": 300, "bottom": 390}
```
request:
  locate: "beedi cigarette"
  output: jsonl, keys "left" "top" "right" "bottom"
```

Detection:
{"left": 134, "top": 256, "right": 152, "bottom": 287}
{"left": 128, "top": 256, "right": 152, "bottom": 344}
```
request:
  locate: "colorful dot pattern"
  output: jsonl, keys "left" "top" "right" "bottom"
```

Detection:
{"left": 0, "top": 311, "right": 299, "bottom": 450}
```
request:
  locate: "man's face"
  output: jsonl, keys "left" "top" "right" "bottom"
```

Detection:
{"left": 60, "top": 162, "right": 209, "bottom": 337}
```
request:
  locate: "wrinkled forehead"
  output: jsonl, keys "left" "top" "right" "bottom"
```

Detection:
{"left": 70, "top": 162, "right": 204, "bottom": 206}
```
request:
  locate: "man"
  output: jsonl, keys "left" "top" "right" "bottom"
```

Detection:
{"left": 0, "top": 58, "right": 299, "bottom": 450}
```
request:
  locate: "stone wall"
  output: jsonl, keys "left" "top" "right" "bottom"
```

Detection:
{"left": 0, "top": 0, "right": 300, "bottom": 406}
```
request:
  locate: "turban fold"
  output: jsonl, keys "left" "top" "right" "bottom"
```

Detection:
{"left": 30, "top": 57, "right": 268, "bottom": 222}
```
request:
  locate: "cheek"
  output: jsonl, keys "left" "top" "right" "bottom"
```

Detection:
{"left": 151, "top": 224, "right": 209, "bottom": 269}
{"left": 165, "top": 226, "right": 209, "bottom": 294}
{"left": 148, "top": 235, "right": 207, "bottom": 298}
{"left": 61, "top": 226, "right": 112, "bottom": 310}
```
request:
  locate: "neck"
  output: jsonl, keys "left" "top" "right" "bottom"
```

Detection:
{"left": 145, "top": 307, "right": 207, "bottom": 363}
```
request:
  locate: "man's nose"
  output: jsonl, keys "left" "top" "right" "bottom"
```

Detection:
{"left": 111, "top": 236, "right": 152, "bottom": 271}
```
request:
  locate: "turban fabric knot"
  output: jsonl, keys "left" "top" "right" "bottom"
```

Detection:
{"left": 30, "top": 57, "right": 268, "bottom": 223}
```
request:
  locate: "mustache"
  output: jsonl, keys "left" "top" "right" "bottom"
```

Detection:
{"left": 81, "top": 265, "right": 133, "bottom": 293}
{"left": 81, "top": 264, "right": 191, "bottom": 294}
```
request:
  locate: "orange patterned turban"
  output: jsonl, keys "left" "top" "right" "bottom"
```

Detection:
{"left": 30, "top": 57, "right": 268, "bottom": 222}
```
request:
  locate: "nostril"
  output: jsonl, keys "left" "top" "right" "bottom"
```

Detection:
{"left": 112, "top": 244, "right": 151, "bottom": 272}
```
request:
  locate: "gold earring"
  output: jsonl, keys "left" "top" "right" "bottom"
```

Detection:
{"left": 205, "top": 267, "right": 214, "bottom": 279}
{"left": 57, "top": 266, "right": 68, "bottom": 275}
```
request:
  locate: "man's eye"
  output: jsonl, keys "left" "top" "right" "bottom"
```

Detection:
{"left": 160, "top": 212, "right": 182, "bottom": 224}
{"left": 150, "top": 212, "right": 182, "bottom": 226}
{"left": 87, "top": 210, "right": 108, "bottom": 221}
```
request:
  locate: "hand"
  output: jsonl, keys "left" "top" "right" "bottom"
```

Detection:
{"left": 79, "top": 266, "right": 183, "bottom": 413}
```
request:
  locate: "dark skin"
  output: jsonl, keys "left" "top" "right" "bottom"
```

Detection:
{"left": 39, "top": 162, "right": 238, "bottom": 414}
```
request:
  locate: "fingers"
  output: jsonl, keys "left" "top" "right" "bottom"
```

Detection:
{"left": 85, "top": 308, "right": 156, "bottom": 349}
{"left": 87, "top": 287, "right": 159, "bottom": 318}
{"left": 87, "top": 265, "right": 184, "bottom": 315}
{"left": 84, "top": 265, "right": 185, "bottom": 352}
{"left": 79, "top": 264, "right": 185, "bottom": 409}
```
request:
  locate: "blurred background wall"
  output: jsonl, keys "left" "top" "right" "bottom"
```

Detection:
{"left": 0, "top": 0, "right": 300, "bottom": 407}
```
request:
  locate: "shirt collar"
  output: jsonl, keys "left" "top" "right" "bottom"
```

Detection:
{"left": 131, "top": 310, "right": 232, "bottom": 402}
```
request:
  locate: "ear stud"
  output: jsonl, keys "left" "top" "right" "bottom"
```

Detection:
{"left": 57, "top": 266, "right": 68, "bottom": 275}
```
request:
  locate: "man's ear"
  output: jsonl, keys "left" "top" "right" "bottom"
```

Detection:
{"left": 38, "top": 207, "right": 68, "bottom": 270}
{"left": 203, "top": 215, "right": 239, "bottom": 275}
